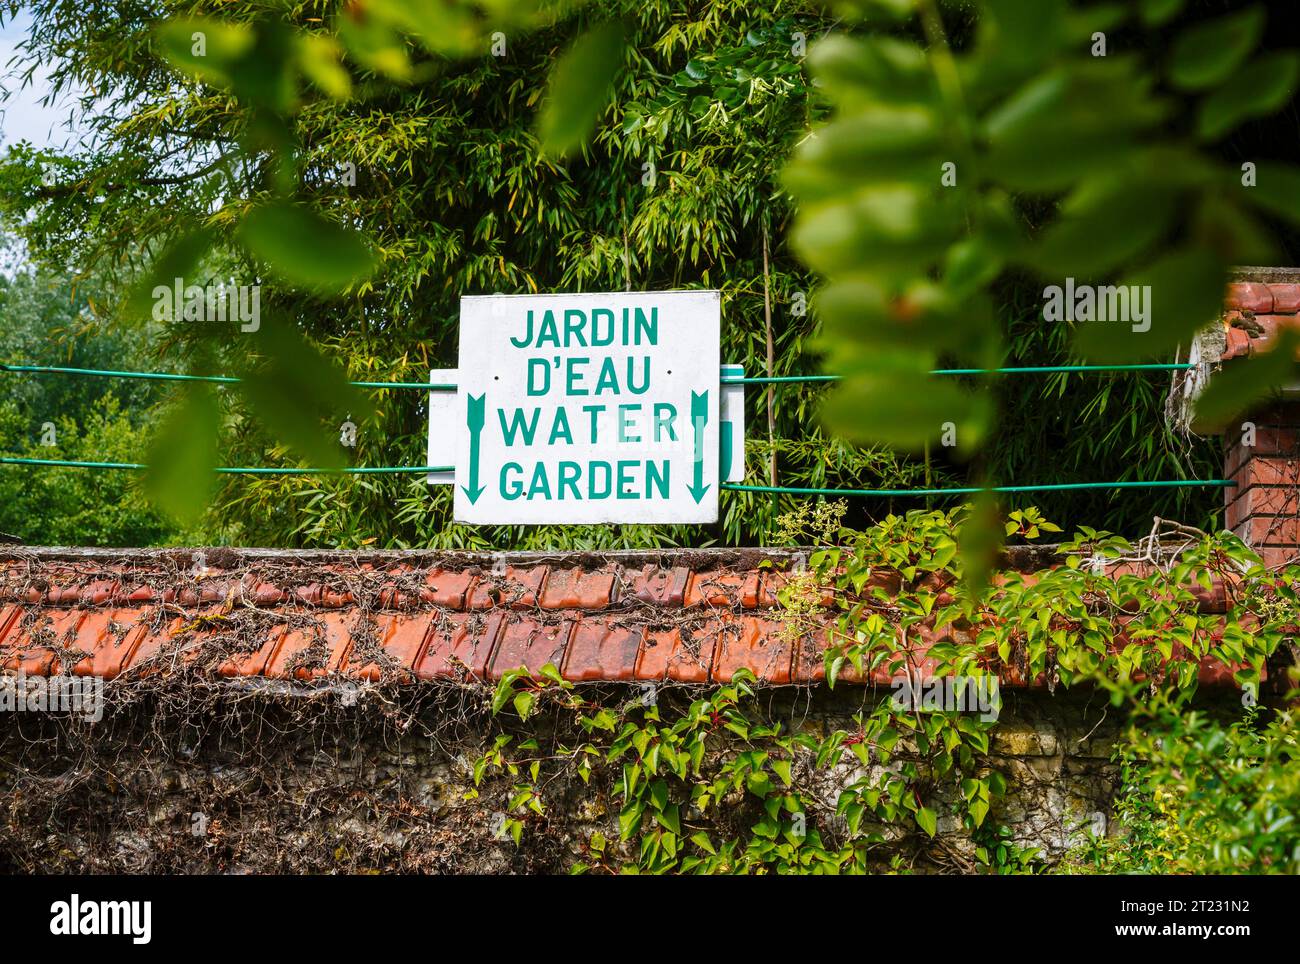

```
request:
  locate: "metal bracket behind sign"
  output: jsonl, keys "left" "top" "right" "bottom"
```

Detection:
{"left": 720, "top": 364, "right": 745, "bottom": 483}
{"left": 427, "top": 365, "right": 746, "bottom": 486}
{"left": 425, "top": 368, "right": 457, "bottom": 486}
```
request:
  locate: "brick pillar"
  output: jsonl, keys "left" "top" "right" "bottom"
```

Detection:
{"left": 1224, "top": 402, "right": 1300, "bottom": 568}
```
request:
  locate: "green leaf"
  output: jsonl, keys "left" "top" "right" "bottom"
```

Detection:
{"left": 656, "top": 804, "right": 681, "bottom": 835}
{"left": 805, "top": 35, "right": 933, "bottom": 108}
{"left": 157, "top": 17, "right": 296, "bottom": 113}
{"left": 126, "top": 227, "right": 216, "bottom": 322}
{"left": 689, "top": 831, "right": 717, "bottom": 855}
{"left": 1197, "top": 53, "right": 1300, "bottom": 141}
{"left": 984, "top": 63, "right": 1164, "bottom": 191}
{"left": 297, "top": 34, "right": 352, "bottom": 99}
{"left": 1241, "top": 162, "right": 1300, "bottom": 225}
{"left": 237, "top": 202, "right": 378, "bottom": 294}
{"left": 772, "top": 759, "right": 793, "bottom": 786}
{"left": 791, "top": 185, "right": 963, "bottom": 277}
{"left": 1073, "top": 246, "right": 1226, "bottom": 362}
{"left": 783, "top": 107, "right": 943, "bottom": 201}
{"left": 236, "top": 320, "right": 370, "bottom": 468}
{"left": 1025, "top": 177, "right": 1180, "bottom": 277}
{"left": 536, "top": 22, "right": 626, "bottom": 158}
{"left": 916, "top": 806, "right": 938, "bottom": 837}
{"left": 1140, "top": 0, "right": 1185, "bottom": 26}
{"left": 336, "top": 5, "right": 412, "bottom": 82}
{"left": 821, "top": 365, "right": 992, "bottom": 454}
{"left": 155, "top": 18, "right": 255, "bottom": 87}
{"left": 984, "top": 0, "right": 1067, "bottom": 69}
{"left": 1168, "top": 6, "right": 1265, "bottom": 91}
{"left": 618, "top": 801, "right": 644, "bottom": 840}
{"left": 144, "top": 384, "right": 219, "bottom": 523}
{"left": 491, "top": 673, "right": 520, "bottom": 715}
{"left": 365, "top": 0, "right": 483, "bottom": 59}
{"left": 513, "top": 690, "right": 536, "bottom": 720}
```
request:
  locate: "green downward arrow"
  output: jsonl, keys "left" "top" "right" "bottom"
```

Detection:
{"left": 688, "top": 390, "right": 710, "bottom": 504}
{"left": 462, "top": 393, "right": 486, "bottom": 504}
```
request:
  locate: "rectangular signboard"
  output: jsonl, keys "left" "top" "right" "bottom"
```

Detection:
{"left": 453, "top": 290, "right": 720, "bottom": 524}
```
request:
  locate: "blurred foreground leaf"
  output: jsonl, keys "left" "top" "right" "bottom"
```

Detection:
{"left": 237, "top": 320, "right": 371, "bottom": 468}
{"left": 1074, "top": 246, "right": 1225, "bottom": 362}
{"left": 1167, "top": 6, "right": 1264, "bottom": 91}
{"left": 144, "top": 384, "right": 219, "bottom": 523}
{"left": 125, "top": 226, "right": 216, "bottom": 322}
{"left": 958, "top": 493, "right": 1002, "bottom": 596}
{"left": 237, "top": 202, "right": 378, "bottom": 294}
{"left": 537, "top": 22, "right": 626, "bottom": 158}
{"left": 1197, "top": 53, "right": 1300, "bottom": 141}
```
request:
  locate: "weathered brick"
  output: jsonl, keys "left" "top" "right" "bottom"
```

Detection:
{"left": 488, "top": 617, "right": 573, "bottom": 679}
{"left": 469, "top": 565, "right": 547, "bottom": 610}
{"left": 1226, "top": 282, "right": 1274, "bottom": 313}
{"left": 684, "top": 569, "right": 761, "bottom": 609}
{"left": 710, "top": 617, "right": 794, "bottom": 684}
{"left": 628, "top": 565, "right": 692, "bottom": 606}
{"left": 418, "top": 611, "right": 505, "bottom": 680}
{"left": 539, "top": 567, "right": 616, "bottom": 609}
{"left": 1270, "top": 283, "right": 1300, "bottom": 313}
{"left": 561, "top": 620, "right": 642, "bottom": 681}
{"left": 634, "top": 625, "right": 717, "bottom": 683}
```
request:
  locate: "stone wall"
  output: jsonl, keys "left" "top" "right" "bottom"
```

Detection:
{"left": 1, "top": 679, "right": 1230, "bottom": 874}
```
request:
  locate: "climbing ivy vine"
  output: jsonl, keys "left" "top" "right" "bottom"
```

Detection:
{"left": 473, "top": 506, "right": 1298, "bottom": 874}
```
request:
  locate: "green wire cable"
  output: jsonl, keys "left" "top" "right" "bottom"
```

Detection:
{"left": 1, "top": 361, "right": 1215, "bottom": 494}
{"left": 730, "top": 363, "right": 1194, "bottom": 384}
{"left": 0, "top": 364, "right": 453, "bottom": 391}
{"left": 0, "top": 457, "right": 453, "bottom": 475}
{"left": 722, "top": 479, "right": 1235, "bottom": 497}
{"left": 2, "top": 361, "right": 1194, "bottom": 390}
{"left": 0, "top": 457, "right": 1236, "bottom": 495}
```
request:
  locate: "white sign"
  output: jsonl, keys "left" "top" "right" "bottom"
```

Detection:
{"left": 452, "top": 290, "right": 720, "bottom": 524}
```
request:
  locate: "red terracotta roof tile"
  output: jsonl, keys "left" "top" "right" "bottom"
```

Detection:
{"left": 539, "top": 567, "right": 616, "bottom": 609}
{"left": 124, "top": 615, "right": 190, "bottom": 676}
{"left": 69, "top": 608, "right": 149, "bottom": 678}
{"left": 1221, "top": 279, "right": 1300, "bottom": 361}
{"left": 793, "top": 627, "right": 867, "bottom": 685}
{"left": 561, "top": 619, "right": 642, "bottom": 681}
{"left": 0, "top": 549, "right": 1253, "bottom": 691}
{"left": 2, "top": 609, "right": 75, "bottom": 675}
{"left": 348, "top": 614, "right": 433, "bottom": 681}
{"left": 710, "top": 617, "right": 794, "bottom": 684}
{"left": 418, "top": 611, "right": 504, "bottom": 681}
{"left": 419, "top": 568, "right": 478, "bottom": 609}
{"left": 628, "top": 565, "right": 691, "bottom": 606}
{"left": 634, "top": 625, "right": 716, "bottom": 683}
{"left": 267, "top": 613, "right": 352, "bottom": 680}
{"left": 1271, "top": 283, "right": 1300, "bottom": 313}
{"left": 1226, "top": 282, "right": 1274, "bottom": 313}
{"left": 684, "top": 570, "right": 761, "bottom": 609}
{"left": 218, "top": 624, "right": 287, "bottom": 678}
{"left": 489, "top": 617, "right": 573, "bottom": 679}
{"left": 469, "top": 565, "right": 548, "bottom": 610}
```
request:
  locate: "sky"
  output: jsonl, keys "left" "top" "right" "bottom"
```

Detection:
{"left": 0, "top": 7, "right": 89, "bottom": 151}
